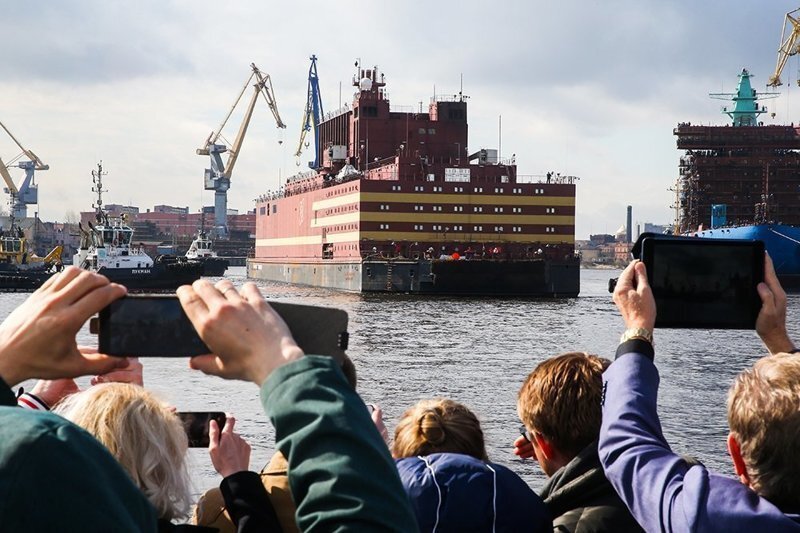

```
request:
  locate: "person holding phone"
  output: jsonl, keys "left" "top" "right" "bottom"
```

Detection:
{"left": 602, "top": 255, "right": 800, "bottom": 531}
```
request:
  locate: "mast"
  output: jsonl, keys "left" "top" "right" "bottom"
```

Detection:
{"left": 91, "top": 162, "right": 107, "bottom": 218}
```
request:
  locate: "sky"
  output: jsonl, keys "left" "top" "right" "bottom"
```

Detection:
{"left": 2, "top": 0, "right": 800, "bottom": 239}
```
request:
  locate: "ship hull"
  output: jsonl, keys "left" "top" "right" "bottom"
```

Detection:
{"left": 197, "top": 257, "right": 230, "bottom": 277}
{"left": 693, "top": 224, "right": 800, "bottom": 289}
{"left": 97, "top": 261, "right": 203, "bottom": 291}
{"left": 248, "top": 258, "right": 579, "bottom": 297}
{"left": 0, "top": 270, "right": 54, "bottom": 292}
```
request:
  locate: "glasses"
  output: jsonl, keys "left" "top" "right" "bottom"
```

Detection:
{"left": 519, "top": 424, "right": 533, "bottom": 443}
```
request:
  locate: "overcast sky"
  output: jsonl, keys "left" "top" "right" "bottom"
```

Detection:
{"left": 1, "top": 0, "right": 799, "bottom": 238}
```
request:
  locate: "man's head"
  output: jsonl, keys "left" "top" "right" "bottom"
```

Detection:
{"left": 517, "top": 352, "right": 609, "bottom": 476}
{"left": 727, "top": 353, "right": 800, "bottom": 511}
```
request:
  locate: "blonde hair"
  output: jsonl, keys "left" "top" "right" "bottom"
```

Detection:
{"left": 727, "top": 353, "right": 800, "bottom": 510}
{"left": 517, "top": 352, "right": 609, "bottom": 456}
{"left": 392, "top": 398, "right": 487, "bottom": 461}
{"left": 55, "top": 383, "right": 192, "bottom": 520}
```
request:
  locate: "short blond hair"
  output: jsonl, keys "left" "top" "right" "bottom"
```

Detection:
{"left": 517, "top": 352, "right": 609, "bottom": 456}
{"left": 55, "top": 383, "right": 192, "bottom": 520}
{"left": 727, "top": 353, "right": 800, "bottom": 509}
{"left": 392, "top": 398, "right": 487, "bottom": 461}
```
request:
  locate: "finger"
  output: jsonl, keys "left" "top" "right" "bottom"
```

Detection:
{"left": 763, "top": 253, "right": 786, "bottom": 304}
{"left": 60, "top": 270, "right": 111, "bottom": 305}
{"left": 46, "top": 266, "right": 84, "bottom": 292}
{"left": 240, "top": 283, "right": 266, "bottom": 304}
{"left": 192, "top": 278, "right": 227, "bottom": 308}
{"left": 756, "top": 282, "right": 775, "bottom": 310}
{"left": 178, "top": 285, "right": 210, "bottom": 325}
{"left": 78, "top": 346, "right": 100, "bottom": 355}
{"left": 614, "top": 260, "right": 639, "bottom": 293}
{"left": 189, "top": 354, "right": 225, "bottom": 376}
{"left": 70, "top": 283, "right": 127, "bottom": 325}
{"left": 209, "top": 418, "right": 221, "bottom": 448}
{"left": 215, "top": 280, "right": 242, "bottom": 302}
{"left": 223, "top": 416, "right": 236, "bottom": 434}
{"left": 633, "top": 261, "right": 651, "bottom": 292}
{"left": 66, "top": 352, "right": 129, "bottom": 379}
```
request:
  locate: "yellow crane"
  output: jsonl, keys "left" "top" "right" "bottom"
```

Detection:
{"left": 197, "top": 63, "right": 286, "bottom": 238}
{"left": 768, "top": 7, "right": 800, "bottom": 87}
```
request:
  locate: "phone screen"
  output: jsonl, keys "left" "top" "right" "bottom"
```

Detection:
{"left": 98, "top": 295, "right": 210, "bottom": 357}
{"left": 178, "top": 411, "right": 226, "bottom": 448}
{"left": 642, "top": 238, "right": 764, "bottom": 329}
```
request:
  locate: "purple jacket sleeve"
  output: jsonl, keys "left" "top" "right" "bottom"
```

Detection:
{"left": 598, "top": 352, "right": 800, "bottom": 533}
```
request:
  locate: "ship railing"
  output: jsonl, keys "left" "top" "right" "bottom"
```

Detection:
{"left": 390, "top": 104, "right": 416, "bottom": 113}
{"left": 517, "top": 174, "right": 580, "bottom": 185}
{"left": 321, "top": 104, "right": 351, "bottom": 123}
{"left": 431, "top": 94, "right": 468, "bottom": 103}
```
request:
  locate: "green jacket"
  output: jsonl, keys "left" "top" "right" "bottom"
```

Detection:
{"left": 0, "top": 377, "right": 157, "bottom": 531}
{"left": 262, "top": 356, "right": 418, "bottom": 532}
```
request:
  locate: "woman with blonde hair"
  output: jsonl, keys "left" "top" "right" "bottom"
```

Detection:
{"left": 55, "top": 382, "right": 275, "bottom": 531}
{"left": 392, "top": 398, "right": 551, "bottom": 532}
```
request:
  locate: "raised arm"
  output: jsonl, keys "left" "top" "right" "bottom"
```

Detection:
{"left": 179, "top": 279, "right": 418, "bottom": 532}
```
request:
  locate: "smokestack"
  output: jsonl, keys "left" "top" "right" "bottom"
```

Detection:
{"left": 626, "top": 206, "right": 632, "bottom": 244}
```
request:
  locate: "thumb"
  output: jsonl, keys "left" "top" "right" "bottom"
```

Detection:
{"left": 189, "top": 354, "right": 224, "bottom": 376}
{"left": 208, "top": 418, "right": 221, "bottom": 448}
{"left": 78, "top": 353, "right": 129, "bottom": 377}
{"left": 756, "top": 282, "right": 775, "bottom": 312}
{"left": 634, "top": 261, "right": 651, "bottom": 292}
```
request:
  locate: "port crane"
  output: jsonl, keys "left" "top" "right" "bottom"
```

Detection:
{"left": 0, "top": 120, "right": 48, "bottom": 219}
{"left": 295, "top": 55, "right": 324, "bottom": 169}
{"left": 768, "top": 7, "right": 800, "bottom": 87}
{"left": 197, "top": 63, "right": 286, "bottom": 239}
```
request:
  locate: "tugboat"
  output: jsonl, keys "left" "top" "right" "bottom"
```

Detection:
{"left": 0, "top": 214, "right": 63, "bottom": 291}
{"left": 74, "top": 163, "right": 203, "bottom": 290}
{"left": 185, "top": 229, "right": 229, "bottom": 276}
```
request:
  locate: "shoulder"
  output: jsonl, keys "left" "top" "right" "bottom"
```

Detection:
{"left": 0, "top": 406, "right": 156, "bottom": 531}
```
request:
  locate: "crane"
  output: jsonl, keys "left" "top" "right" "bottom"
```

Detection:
{"left": 295, "top": 55, "right": 324, "bottom": 169}
{"left": 768, "top": 7, "right": 800, "bottom": 87}
{"left": 0, "top": 120, "right": 49, "bottom": 219}
{"left": 197, "top": 63, "right": 286, "bottom": 239}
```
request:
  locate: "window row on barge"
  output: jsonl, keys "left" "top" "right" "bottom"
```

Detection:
{"left": 248, "top": 66, "right": 579, "bottom": 297}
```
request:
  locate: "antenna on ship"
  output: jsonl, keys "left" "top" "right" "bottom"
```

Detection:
{"left": 91, "top": 161, "right": 107, "bottom": 218}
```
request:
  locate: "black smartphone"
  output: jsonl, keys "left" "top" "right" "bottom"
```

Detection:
{"left": 95, "top": 294, "right": 350, "bottom": 359}
{"left": 640, "top": 236, "right": 764, "bottom": 329}
{"left": 177, "top": 411, "right": 226, "bottom": 448}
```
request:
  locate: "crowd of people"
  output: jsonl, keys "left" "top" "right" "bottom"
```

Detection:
{"left": 0, "top": 254, "right": 799, "bottom": 532}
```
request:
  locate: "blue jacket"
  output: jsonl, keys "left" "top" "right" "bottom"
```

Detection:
{"left": 396, "top": 452, "right": 551, "bottom": 532}
{"left": 599, "top": 352, "right": 800, "bottom": 532}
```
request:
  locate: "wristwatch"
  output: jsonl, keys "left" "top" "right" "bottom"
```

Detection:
{"left": 620, "top": 327, "right": 654, "bottom": 346}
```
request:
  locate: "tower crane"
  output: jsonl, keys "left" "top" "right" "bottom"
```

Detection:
{"left": 197, "top": 63, "right": 286, "bottom": 239}
{"left": 295, "top": 55, "right": 324, "bottom": 169}
{"left": 768, "top": 7, "right": 800, "bottom": 87}
{"left": 0, "top": 120, "right": 49, "bottom": 219}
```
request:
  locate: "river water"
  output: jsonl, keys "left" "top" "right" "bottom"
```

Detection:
{"left": 4, "top": 266, "right": 794, "bottom": 497}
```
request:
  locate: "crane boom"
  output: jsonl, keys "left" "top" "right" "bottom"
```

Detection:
{"left": 769, "top": 7, "right": 800, "bottom": 87}
{"left": 0, "top": 120, "right": 48, "bottom": 218}
{"left": 196, "top": 62, "right": 286, "bottom": 238}
{"left": 295, "top": 55, "right": 324, "bottom": 169}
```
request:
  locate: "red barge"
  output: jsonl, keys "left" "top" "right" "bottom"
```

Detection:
{"left": 248, "top": 65, "right": 579, "bottom": 296}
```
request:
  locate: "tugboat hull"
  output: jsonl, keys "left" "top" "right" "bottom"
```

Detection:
{"left": 97, "top": 260, "right": 203, "bottom": 291}
{"left": 198, "top": 257, "right": 229, "bottom": 277}
{"left": 0, "top": 270, "right": 55, "bottom": 292}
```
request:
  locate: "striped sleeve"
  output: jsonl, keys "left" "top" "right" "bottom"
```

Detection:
{"left": 17, "top": 392, "right": 49, "bottom": 411}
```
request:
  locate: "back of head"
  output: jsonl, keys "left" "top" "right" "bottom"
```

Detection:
{"left": 392, "top": 398, "right": 488, "bottom": 461}
{"left": 55, "top": 383, "right": 191, "bottom": 520}
{"left": 518, "top": 352, "right": 608, "bottom": 457}
{"left": 728, "top": 353, "right": 800, "bottom": 510}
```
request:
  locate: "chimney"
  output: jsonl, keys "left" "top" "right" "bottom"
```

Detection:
{"left": 626, "top": 206, "right": 632, "bottom": 244}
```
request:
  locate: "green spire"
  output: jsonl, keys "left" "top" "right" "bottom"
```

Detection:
{"left": 709, "top": 68, "right": 777, "bottom": 127}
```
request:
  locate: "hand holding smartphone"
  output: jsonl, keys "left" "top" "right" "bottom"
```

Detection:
{"left": 178, "top": 411, "right": 226, "bottom": 448}
{"left": 94, "top": 295, "right": 349, "bottom": 360}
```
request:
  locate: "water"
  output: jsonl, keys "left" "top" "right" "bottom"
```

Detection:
{"left": 4, "top": 266, "right": 794, "bottom": 497}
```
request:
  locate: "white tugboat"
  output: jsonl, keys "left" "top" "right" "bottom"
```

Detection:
{"left": 75, "top": 163, "right": 203, "bottom": 290}
{"left": 185, "top": 229, "right": 229, "bottom": 276}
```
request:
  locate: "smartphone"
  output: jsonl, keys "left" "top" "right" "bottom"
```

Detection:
{"left": 177, "top": 411, "right": 226, "bottom": 448}
{"left": 640, "top": 236, "right": 764, "bottom": 329}
{"left": 95, "top": 294, "right": 350, "bottom": 360}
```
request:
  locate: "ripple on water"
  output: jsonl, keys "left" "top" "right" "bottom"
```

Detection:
{"left": 3, "top": 266, "right": 796, "bottom": 495}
